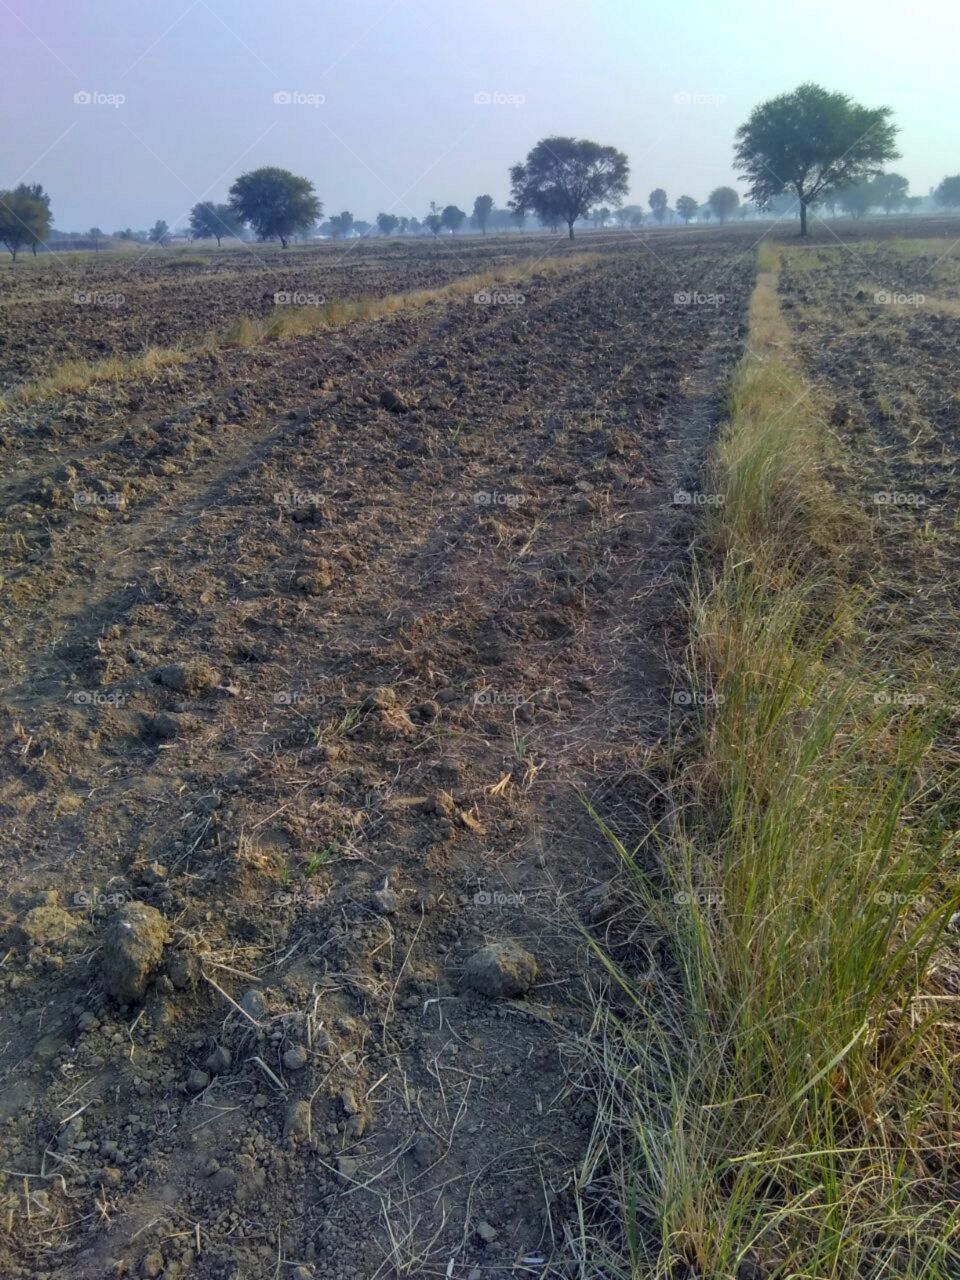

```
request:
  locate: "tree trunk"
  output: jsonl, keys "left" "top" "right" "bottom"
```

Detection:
{"left": 799, "top": 198, "right": 808, "bottom": 237}
{"left": 567, "top": 219, "right": 575, "bottom": 240}
{"left": 280, "top": 235, "right": 288, "bottom": 248}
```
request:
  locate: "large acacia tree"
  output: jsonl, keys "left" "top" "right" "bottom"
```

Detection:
{"left": 509, "top": 137, "right": 629, "bottom": 240}
{"left": 229, "top": 167, "right": 321, "bottom": 248}
{"left": 735, "top": 83, "right": 898, "bottom": 236}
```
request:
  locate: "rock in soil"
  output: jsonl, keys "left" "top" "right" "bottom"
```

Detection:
{"left": 101, "top": 902, "right": 168, "bottom": 1002}
{"left": 461, "top": 940, "right": 538, "bottom": 998}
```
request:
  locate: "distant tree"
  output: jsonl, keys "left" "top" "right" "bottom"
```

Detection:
{"left": 837, "top": 182, "right": 875, "bottom": 219}
{"left": 708, "top": 186, "right": 739, "bottom": 222}
{"left": 699, "top": 204, "right": 713, "bottom": 222}
{"left": 377, "top": 213, "right": 400, "bottom": 236}
{"left": 934, "top": 175, "right": 960, "bottom": 208}
{"left": 408, "top": 216, "right": 422, "bottom": 234}
{"left": 473, "top": 194, "right": 494, "bottom": 234}
{"left": 189, "top": 201, "right": 240, "bottom": 246}
{"left": 89, "top": 226, "right": 105, "bottom": 251}
{"left": 229, "top": 167, "right": 321, "bottom": 248}
{"left": 675, "top": 195, "right": 699, "bottom": 224}
{"left": 354, "top": 221, "right": 372, "bottom": 237}
{"left": 441, "top": 204, "right": 466, "bottom": 234}
{"left": 328, "top": 211, "right": 354, "bottom": 239}
{"left": 398, "top": 216, "right": 410, "bottom": 234}
{"left": 872, "top": 172, "right": 909, "bottom": 214}
{"left": 509, "top": 136, "right": 629, "bottom": 240}
{"left": 649, "top": 188, "right": 669, "bottom": 223}
{"left": 424, "top": 213, "right": 443, "bottom": 235}
{"left": 735, "top": 82, "right": 898, "bottom": 236}
{"left": 591, "top": 206, "right": 612, "bottom": 227}
{"left": 614, "top": 204, "right": 644, "bottom": 228}
{"left": 148, "top": 219, "right": 170, "bottom": 246}
{"left": 0, "top": 185, "right": 52, "bottom": 258}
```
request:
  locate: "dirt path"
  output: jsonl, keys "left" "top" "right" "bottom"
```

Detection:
{"left": 0, "top": 247, "right": 750, "bottom": 1279}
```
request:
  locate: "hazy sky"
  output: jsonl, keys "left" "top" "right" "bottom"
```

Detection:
{"left": 4, "top": 0, "right": 958, "bottom": 230}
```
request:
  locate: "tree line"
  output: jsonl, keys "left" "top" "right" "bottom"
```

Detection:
{"left": 3, "top": 83, "right": 960, "bottom": 258}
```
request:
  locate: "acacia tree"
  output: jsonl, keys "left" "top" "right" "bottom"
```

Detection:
{"left": 229, "top": 167, "right": 321, "bottom": 248}
{"left": 735, "top": 83, "right": 898, "bottom": 236}
{"left": 649, "top": 188, "right": 668, "bottom": 223}
{"left": 872, "top": 173, "right": 909, "bottom": 214}
{"left": 149, "top": 219, "right": 170, "bottom": 246}
{"left": 441, "top": 204, "right": 466, "bottom": 234}
{"left": 509, "top": 136, "right": 629, "bottom": 240}
{"left": 473, "top": 194, "right": 494, "bottom": 234}
{"left": 675, "top": 195, "right": 699, "bottom": 224}
{"left": 708, "top": 186, "right": 739, "bottom": 222}
{"left": 328, "top": 211, "right": 354, "bottom": 239}
{"left": 376, "top": 212, "right": 399, "bottom": 236}
{"left": 189, "top": 201, "right": 240, "bottom": 246}
{"left": 837, "top": 181, "right": 876, "bottom": 218}
{"left": 934, "top": 175, "right": 960, "bottom": 208}
{"left": 0, "top": 185, "right": 52, "bottom": 259}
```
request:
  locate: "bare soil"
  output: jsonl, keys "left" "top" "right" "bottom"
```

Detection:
{"left": 0, "top": 240, "right": 752, "bottom": 1279}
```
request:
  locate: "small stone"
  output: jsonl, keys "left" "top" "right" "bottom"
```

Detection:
{"left": 156, "top": 662, "right": 218, "bottom": 695}
{"left": 186, "top": 1069, "right": 210, "bottom": 1093}
{"left": 102, "top": 903, "right": 168, "bottom": 1002}
{"left": 462, "top": 941, "right": 537, "bottom": 999}
{"left": 283, "top": 1045, "right": 308, "bottom": 1071}
{"left": 141, "top": 1251, "right": 164, "bottom": 1279}
{"left": 285, "top": 1100, "right": 312, "bottom": 1139}
{"left": 340, "top": 1086, "right": 359, "bottom": 1115}
{"left": 240, "top": 988, "right": 266, "bottom": 1020}
{"left": 335, "top": 1155, "right": 358, "bottom": 1182}
{"left": 372, "top": 887, "right": 398, "bottom": 914}
{"left": 205, "top": 1045, "right": 232, "bottom": 1074}
{"left": 167, "top": 948, "right": 199, "bottom": 990}
{"left": 379, "top": 388, "right": 409, "bottom": 414}
{"left": 476, "top": 1221, "right": 498, "bottom": 1244}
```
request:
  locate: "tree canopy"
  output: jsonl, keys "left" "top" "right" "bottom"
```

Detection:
{"left": 735, "top": 83, "right": 898, "bottom": 236}
{"left": 189, "top": 201, "right": 241, "bottom": 245}
{"left": 675, "top": 195, "right": 699, "bottom": 224}
{"left": 649, "top": 188, "right": 668, "bottom": 223}
{"left": 473, "top": 194, "right": 494, "bottom": 233}
{"left": 509, "top": 136, "right": 629, "bottom": 239}
{"left": 0, "top": 184, "right": 52, "bottom": 259}
{"left": 229, "top": 167, "right": 321, "bottom": 248}
{"left": 708, "top": 186, "right": 739, "bottom": 222}
{"left": 934, "top": 175, "right": 960, "bottom": 208}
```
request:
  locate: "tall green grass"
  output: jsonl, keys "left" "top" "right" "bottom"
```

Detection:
{"left": 580, "top": 245, "right": 960, "bottom": 1278}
